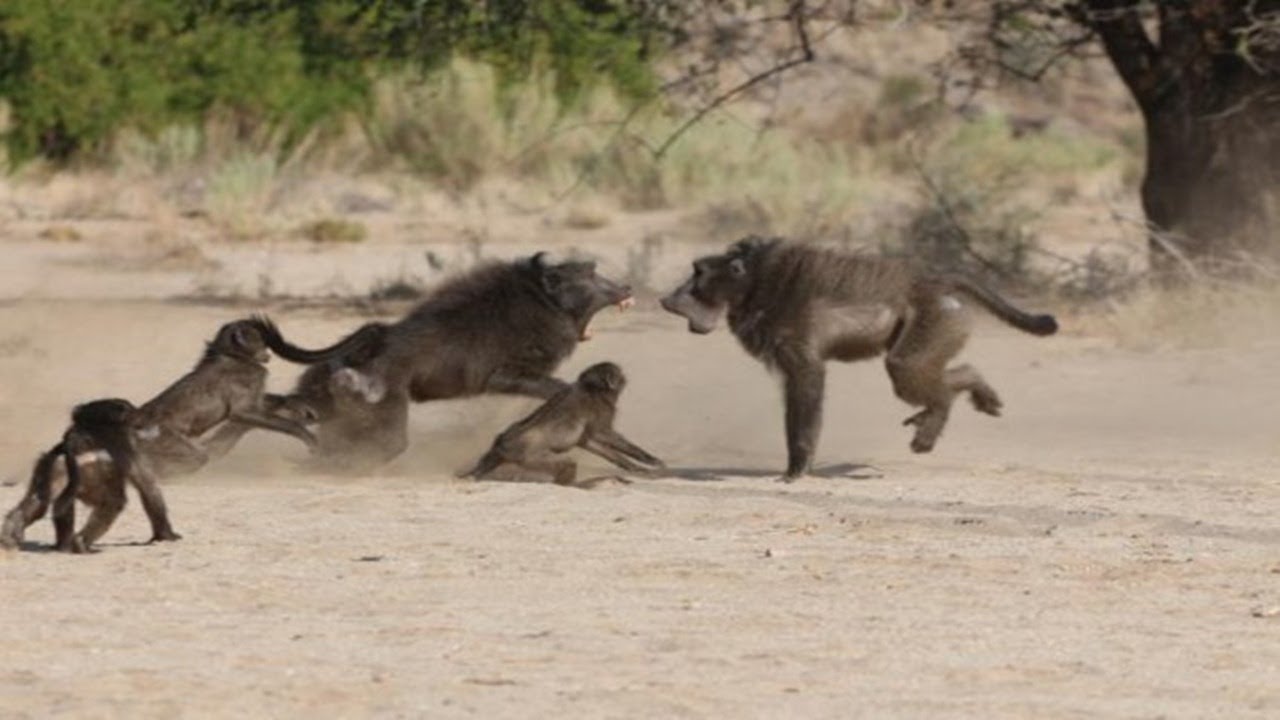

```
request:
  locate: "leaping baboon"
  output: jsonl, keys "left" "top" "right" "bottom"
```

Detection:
{"left": 660, "top": 236, "right": 1058, "bottom": 481}
{"left": 263, "top": 253, "right": 635, "bottom": 469}
{"left": 130, "top": 317, "right": 376, "bottom": 476}
{"left": 459, "top": 362, "right": 664, "bottom": 484}
{"left": 198, "top": 321, "right": 392, "bottom": 469}
{"left": 0, "top": 398, "right": 178, "bottom": 553}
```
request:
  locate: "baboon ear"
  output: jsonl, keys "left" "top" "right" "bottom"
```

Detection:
{"left": 540, "top": 267, "right": 563, "bottom": 294}
{"left": 728, "top": 257, "right": 747, "bottom": 277}
{"left": 531, "top": 251, "right": 549, "bottom": 269}
{"left": 732, "top": 235, "right": 766, "bottom": 254}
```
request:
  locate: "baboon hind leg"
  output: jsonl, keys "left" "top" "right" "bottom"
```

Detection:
{"left": 73, "top": 494, "right": 127, "bottom": 553}
{"left": 0, "top": 491, "right": 49, "bottom": 550}
{"left": 885, "top": 298, "right": 971, "bottom": 454}
{"left": 947, "top": 363, "right": 1002, "bottom": 417}
{"left": 130, "top": 464, "right": 181, "bottom": 543}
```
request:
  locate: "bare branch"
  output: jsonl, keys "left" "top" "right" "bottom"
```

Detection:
{"left": 651, "top": 0, "right": 817, "bottom": 159}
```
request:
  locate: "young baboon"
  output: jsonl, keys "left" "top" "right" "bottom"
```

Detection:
{"left": 459, "top": 362, "right": 664, "bottom": 485}
{"left": 264, "top": 253, "right": 635, "bottom": 469}
{"left": 660, "top": 236, "right": 1058, "bottom": 480}
{"left": 127, "top": 317, "right": 374, "bottom": 475}
{"left": 0, "top": 398, "right": 179, "bottom": 553}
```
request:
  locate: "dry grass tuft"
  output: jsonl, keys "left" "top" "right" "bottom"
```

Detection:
{"left": 299, "top": 218, "right": 367, "bottom": 244}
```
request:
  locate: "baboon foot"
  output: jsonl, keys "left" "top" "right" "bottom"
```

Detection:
{"left": 150, "top": 530, "right": 183, "bottom": 543}
{"left": 66, "top": 537, "right": 93, "bottom": 554}
{"left": 910, "top": 435, "right": 937, "bottom": 453}
{"left": 970, "top": 387, "right": 1003, "bottom": 417}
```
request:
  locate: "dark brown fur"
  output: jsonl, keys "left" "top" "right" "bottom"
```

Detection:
{"left": 127, "top": 317, "right": 369, "bottom": 475}
{"left": 459, "top": 362, "right": 664, "bottom": 484}
{"left": 0, "top": 399, "right": 179, "bottom": 553}
{"left": 660, "top": 236, "right": 1058, "bottom": 480}
{"left": 266, "top": 254, "right": 634, "bottom": 469}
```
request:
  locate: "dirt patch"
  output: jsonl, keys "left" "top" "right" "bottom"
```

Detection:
{"left": 0, "top": 300, "right": 1276, "bottom": 717}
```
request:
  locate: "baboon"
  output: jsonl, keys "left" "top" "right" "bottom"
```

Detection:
{"left": 264, "top": 253, "right": 635, "bottom": 468}
{"left": 0, "top": 398, "right": 179, "bottom": 553}
{"left": 459, "top": 362, "right": 664, "bottom": 484}
{"left": 198, "top": 321, "right": 392, "bottom": 468}
{"left": 129, "top": 317, "right": 376, "bottom": 476}
{"left": 660, "top": 236, "right": 1058, "bottom": 481}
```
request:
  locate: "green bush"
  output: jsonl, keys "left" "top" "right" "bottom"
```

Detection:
{"left": 0, "top": 1, "right": 661, "bottom": 164}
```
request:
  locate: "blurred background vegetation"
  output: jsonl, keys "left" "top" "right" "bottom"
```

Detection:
{"left": 0, "top": 0, "right": 661, "bottom": 163}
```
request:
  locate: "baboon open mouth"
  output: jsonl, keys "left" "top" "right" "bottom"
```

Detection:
{"left": 580, "top": 296, "right": 634, "bottom": 341}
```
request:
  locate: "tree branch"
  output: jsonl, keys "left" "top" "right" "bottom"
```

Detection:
{"left": 651, "top": 0, "right": 816, "bottom": 159}
{"left": 1081, "top": 1, "right": 1166, "bottom": 110}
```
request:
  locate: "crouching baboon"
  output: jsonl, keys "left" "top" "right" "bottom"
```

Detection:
{"left": 0, "top": 398, "right": 179, "bottom": 553}
{"left": 660, "top": 236, "right": 1058, "bottom": 481}
{"left": 459, "top": 362, "right": 664, "bottom": 485}
{"left": 264, "top": 253, "right": 635, "bottom": 469}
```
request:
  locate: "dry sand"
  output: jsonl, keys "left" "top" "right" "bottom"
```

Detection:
{"left": 1, "top": 295, "right": 1278, "bottom": 719}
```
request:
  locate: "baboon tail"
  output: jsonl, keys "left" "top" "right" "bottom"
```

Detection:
{"left": 253, "top": 316, "right": 388, "bottom": 365}
{"left": 31, "top": 444, "right": 63, "bottom": 505}
{"left": 47, "top": 441, "right": 80, "bottom": 519}
{"left": 946, "top": 276, "right": 1058, "bottom": 336}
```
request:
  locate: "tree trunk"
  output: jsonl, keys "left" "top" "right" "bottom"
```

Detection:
{"left": 1088, "top": 0, "right": 1280, "bottom": 274}
{"left": 1140, "top": 72, "right": 1280, "bottom": 272}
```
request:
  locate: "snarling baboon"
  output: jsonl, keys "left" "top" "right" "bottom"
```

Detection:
{"left": 660, "top": 236, "right": 1058, "bottom": 480}
{"left": 0, "top": 398, "right": 179, "bottom": 553}
{"left": 265, "top": 253, "right": 635, "bottom": 468}
{"left": 459, "top": 362, "right": 664, "bottom": 484}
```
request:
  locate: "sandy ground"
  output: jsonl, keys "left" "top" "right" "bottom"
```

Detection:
{"left": 0, "top": 295, "right": 1278, "bottom": 719}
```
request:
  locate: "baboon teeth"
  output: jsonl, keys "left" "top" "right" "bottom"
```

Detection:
{"left": 617, "top": 297, "right": 635, "bottom": 311}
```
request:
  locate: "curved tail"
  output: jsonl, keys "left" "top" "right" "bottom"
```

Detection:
{"left": 55, "top": 441, "right": 81, "bottom": 517}
{"left": 252, "top": 316, "right": 389, "bottom": 365}
{"left": 945, "top": 276, "right": 1058, "bottom": 336}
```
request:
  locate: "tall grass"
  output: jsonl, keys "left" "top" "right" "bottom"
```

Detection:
{"left": 362, "top": 59, "right": 879, "bottom": 234}
{"left": 65, "top": 58, "right": 1134, "bottom": 249}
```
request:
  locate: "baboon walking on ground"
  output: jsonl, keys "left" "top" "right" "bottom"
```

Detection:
{"left": 0, "top": 399, "right": 178, "bottom": 553}
{"left": 661, "top": 236, "right": 1058, "bottom": 480}
{"left": 459, "top": 362, "right": 664, "bottom": 484}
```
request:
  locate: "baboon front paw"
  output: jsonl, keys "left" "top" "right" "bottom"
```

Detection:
{"left": 150, "top": 531, "right": 183, "bottom": 543}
